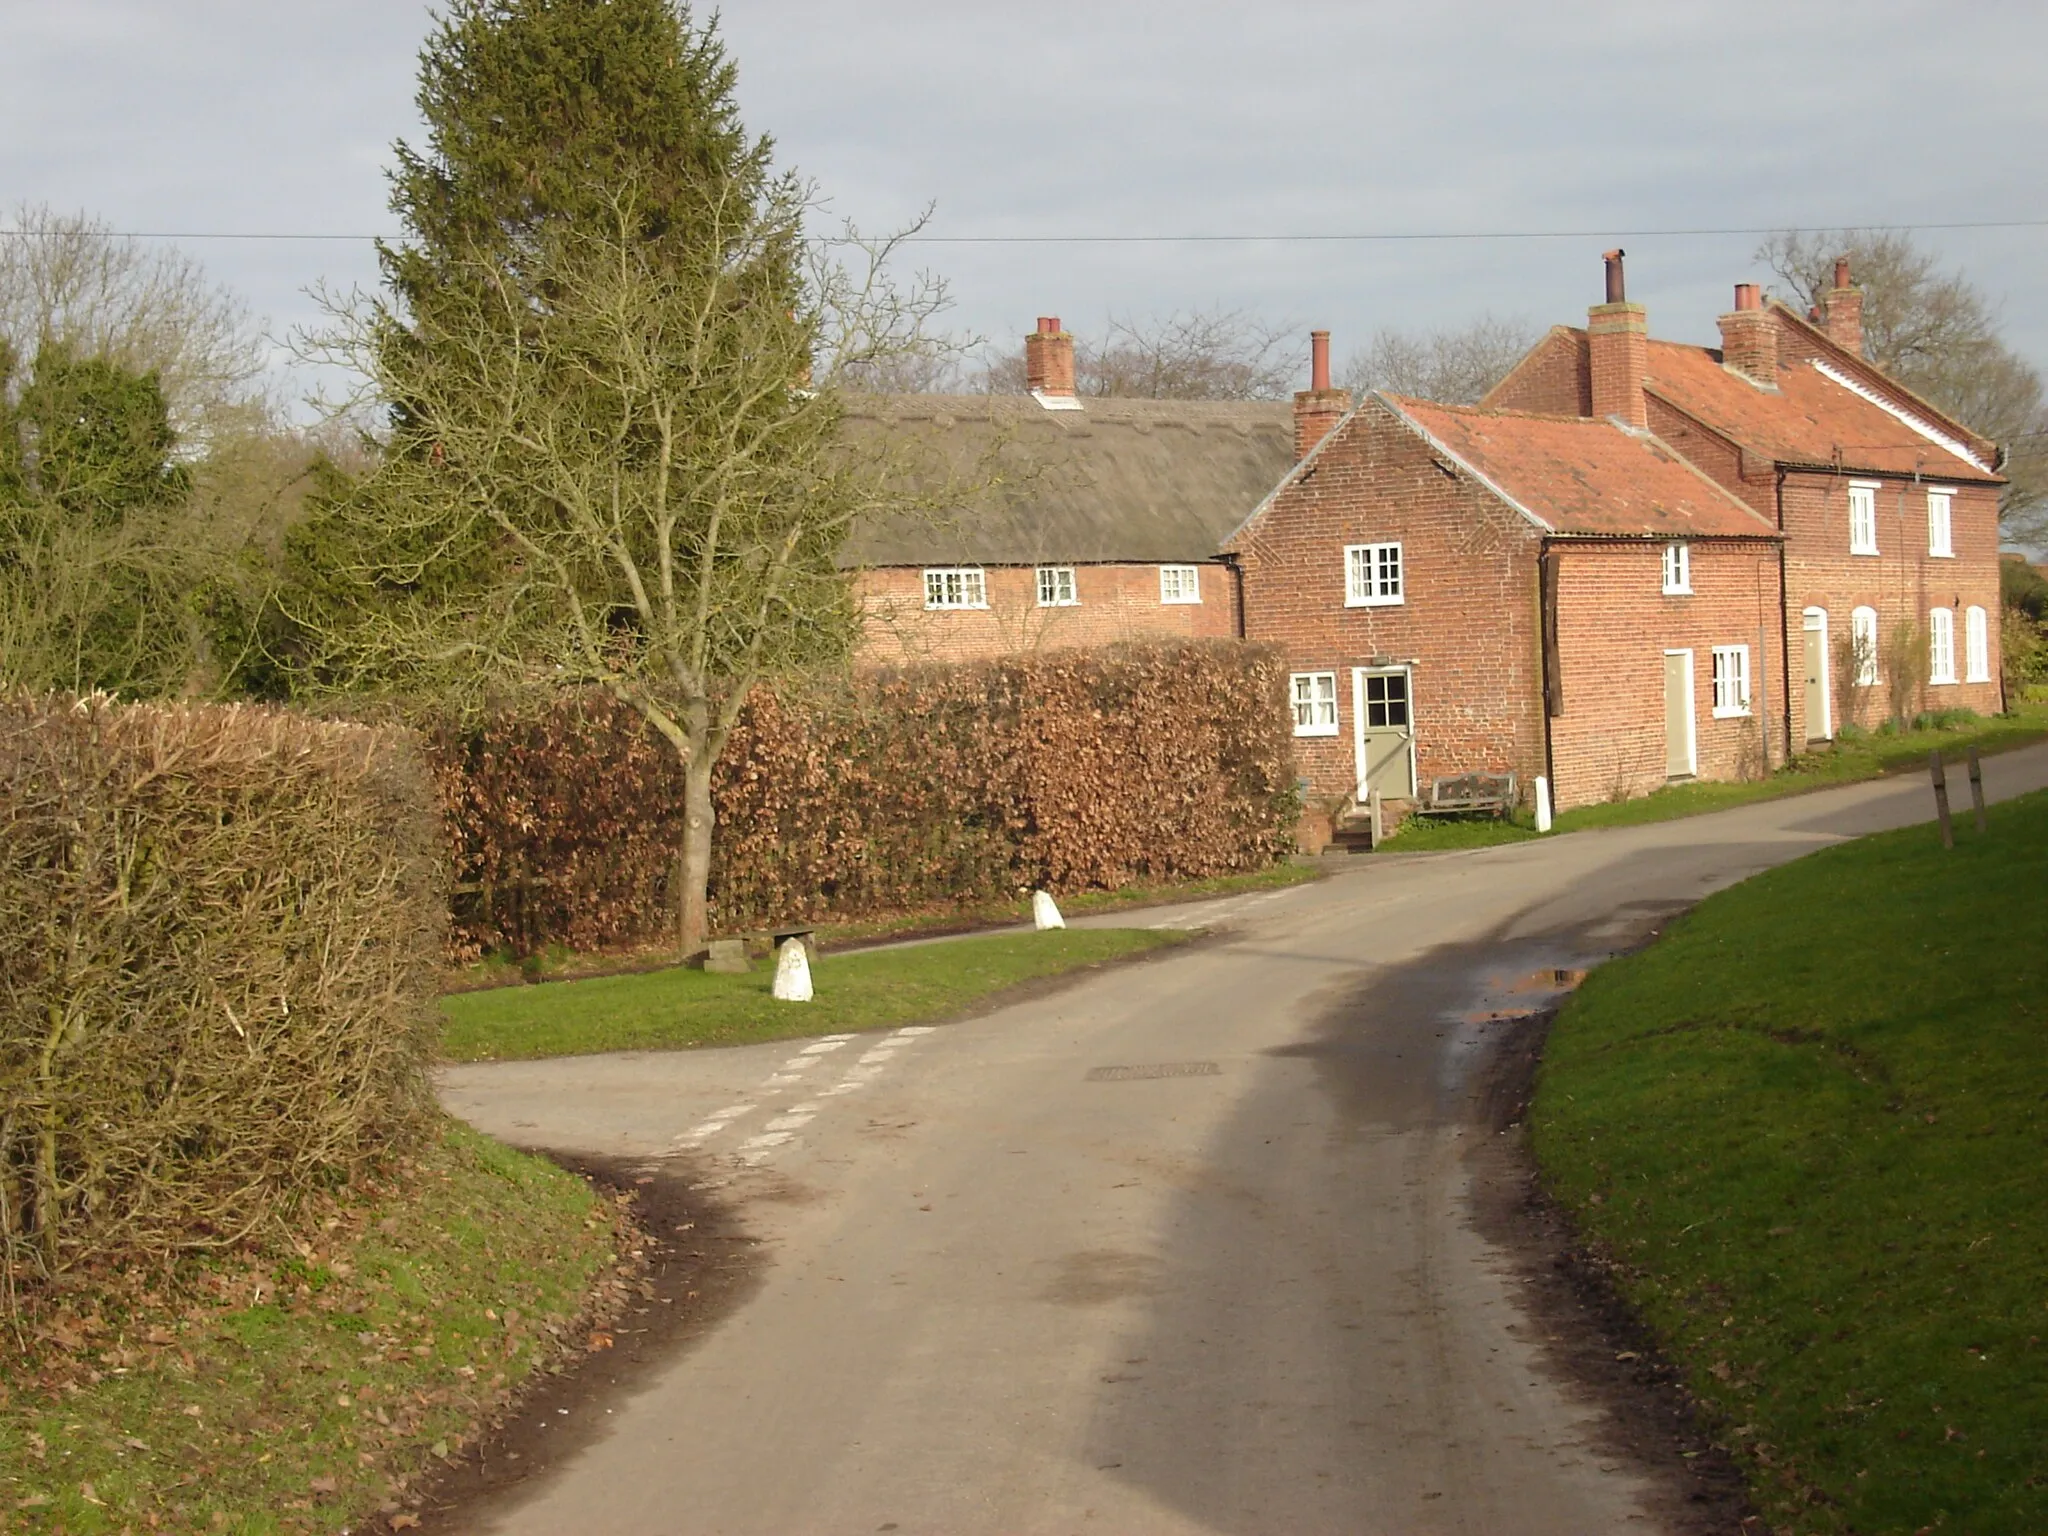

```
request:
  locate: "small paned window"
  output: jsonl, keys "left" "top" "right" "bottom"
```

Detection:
{"left": 1345, "top": 543, "right": 1404, "bottom": 607}
{"left": 1662, "top": 542, "right": 1691, "bottom": 595}
{"left": 1159, "top": 565, "right": 1202, "bottom": 604}
{"left": 1851, "top": 606, "right": 1880, "bottom": 687}
{"left": 1929, "top": 607, "right": 1957, "bottom": 684}
{"left": 1711, "top": 645, "right": 1751, "bottom": 718}
{"left": 923, "top": 567, "right": 987, "bottom": 610}
{"left": 1849, "top": 483, "right": 1879, "bottom": 556}
{"left": 1290, "top": 672, "right": 1338, "bottom": 736}
{"left": 1928, "top": 489, "right": 1954, "bottom": 558}
{"left": 1965, "top": 605, "right": 1990, "bottom": 683}
{"left": 1036, "top": 566, "right": 1078, "bottom": 606}
{"left": 1362, "top": 671, "right": 1410, "bottom": 728}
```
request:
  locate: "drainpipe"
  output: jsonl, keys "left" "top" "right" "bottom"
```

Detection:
{"left": 1538, "top": 540, "right": 1560, "bottom": 796}
{"left": 1220, "top": 553, "right": 1246, "bottom": 639}
{"left": 1774, "top": 467, "right": 1791, "bottom": 765}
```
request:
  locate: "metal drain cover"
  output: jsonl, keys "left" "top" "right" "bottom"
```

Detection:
{"left": 1086, "top": 1061, "right": 1221, "bottom": 1082}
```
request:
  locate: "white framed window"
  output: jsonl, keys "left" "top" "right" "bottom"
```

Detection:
{"left": 1661, "top": 541, "right": 1691, "bottom": 595}
{"left": 1928, "top": 488, "right": 1954, "bottom": 558}
{"left": 923, "top": 567, "right": 987, "bottom": 610}
{"left": 1851, "top": 605, "right": 1880, "bottom": 686}
{"left": 1036, "top": 565, "right": 1077, "bottom": 607}
{"left": 1965, "top": 605, "right": 1990, "bottom": 683}
{"left": 1929, "top": 607, "right": 1957, "bottom": 684}
{"left": 1711, "top": 645, "right": 1751, "bottom": 718}
{"left": 1159, "top": 564, "right": 1202, "bottom": 604}
{"left": 1345, "top": 542, "right": 1404, "bottom": 607}
{"left": 1849, "top": 481, "right": 1879, "bottom": 556}
{"left": 1290, "top": 671, "right": 1339, "bottom": 736}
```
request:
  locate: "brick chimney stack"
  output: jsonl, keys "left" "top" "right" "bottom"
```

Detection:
{"left": 1718, "top": 281, "right": 1779, "bottom": 387}
{"left": 1293, "top": 329, "right": 1352, "bottom": 459}
{"left": 1823, "top": 256, "right": 1865, "bottom": 358}
{"left": 1586, "top": 249, "right": 1648, "bottom": 429}
{"left": 1025, "top": 316, "right": 1077, "bottom": 402}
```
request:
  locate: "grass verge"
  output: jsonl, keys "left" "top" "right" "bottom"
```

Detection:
{"left": 1532, "top": 784, "right": 2048, "bottom": 1533}
{"left": 441, "top": 926, "right": 1189, "bottom": 1062}
{"left": 0, "top": 1121, "right": 625, "bottom": 1534}
{"left": 449, "top": 860, "right": 1314, "bottom": 992}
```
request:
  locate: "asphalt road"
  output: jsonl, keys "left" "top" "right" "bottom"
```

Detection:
{"left": 439, "top": 745, "right": 2048, "bottom": 1535}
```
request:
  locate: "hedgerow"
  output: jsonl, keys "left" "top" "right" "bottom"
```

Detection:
{"left": 0, "top": 695, "right": 445, "bottom": 1305}
{"left": 435, "top": 641, "right": 1296, "bottom": 957}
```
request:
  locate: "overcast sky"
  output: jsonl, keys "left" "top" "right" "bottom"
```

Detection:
{"left": 5, "top": 0, "right": 2046, "bottom": 403}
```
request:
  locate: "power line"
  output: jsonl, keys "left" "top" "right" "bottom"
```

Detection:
{"left": 2, "top": 218, "right": 2046, "bottom": 245}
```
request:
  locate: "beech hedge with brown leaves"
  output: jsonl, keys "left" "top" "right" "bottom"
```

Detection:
{"left": 436, "top": 641, "right": 1297, "bottom": 957}
{"left": 0, "top": 696, "right": 446, "bottom": 1300}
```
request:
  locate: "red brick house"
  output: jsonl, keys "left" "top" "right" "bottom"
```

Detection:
{"left": 1485, "top": 256, "right": 2006, "bottom": 741}
{"left": 841, "top": 320, "right": 1293, "bottom": 666}
{"left": 1223, "top": 323, "right": 1784, "bottom": 813}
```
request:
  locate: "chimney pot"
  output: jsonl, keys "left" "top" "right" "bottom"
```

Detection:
{"left": 1833, "top": 257, "right": 1851, "bottom": 290}
{"left": 1293, "top": 328, "right": 1350, "bottom": 460}
{"left": 1734, "top": 282, "right": 1760, "bottom": 312}
{"left": 1602, "top": 248, "right": 1627, "bottom": 304}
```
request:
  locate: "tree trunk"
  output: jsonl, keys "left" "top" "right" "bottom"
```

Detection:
{"left": 677, "top": 752, "right": 716, "bottom": 957}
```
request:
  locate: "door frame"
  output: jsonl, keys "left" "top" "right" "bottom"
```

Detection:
{"left": 1664, "top": 648, "right": 1697, "bottom": 780}
{"left": 1351, "top": 665, "right": 1417, "bottom": 800}
{"left": 1802, "top": 606, "right": 1832, "bottom": 742}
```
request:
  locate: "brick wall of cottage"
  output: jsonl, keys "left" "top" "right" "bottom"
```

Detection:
{"left": 1547, "top": 538, "right": 1785, "bottom": 811}
{"left": 1232, "top": 403, "right": 1547, "bottom": 803}
{"left": 1776, "top": 472, "right": 2004, "bottom": 735}
{"left": 1486, "top": 330, "right": 1591, "bottom": 418}
{"left": 852, "top": 561, "right": 1240, "bottom": 666}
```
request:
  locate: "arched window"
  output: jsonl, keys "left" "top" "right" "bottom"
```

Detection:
{"left": 1965, "top": 606, "right": 1990, "bottom": 683}
{"left": 1850, "top": 606, "right": 1879, "bottom": 686}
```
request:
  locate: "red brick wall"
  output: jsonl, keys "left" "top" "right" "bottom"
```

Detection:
{"left": 1776, "top": 471, "right": 2004, "bottom": 735}
{"left": 1231, "top": 400, "right": 1547, "bottom": 803}
{"left": 1548, "top": 539, "right": 1785, "bottom": 811}
{"left": 853, "top": 562, "right": 1239, "bottom": 666}
{"left": 1483, "top": 329, "right": 1591, "bottom": 416}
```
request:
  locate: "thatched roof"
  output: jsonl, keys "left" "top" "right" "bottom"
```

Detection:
{"left": 838, "top": 393, "right": 1294, "bottom": 568}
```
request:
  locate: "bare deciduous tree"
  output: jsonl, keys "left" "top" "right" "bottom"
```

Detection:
{"left": 1759, "top": 229, "right": 2046, "bottom": 541}
{"left": 0, "top": 203, "right": 272, "bottom": 444}
{"left": 1340, "top": 313, "right": 1537, "bottom": 405}
{"left": 972, "top": 306, "right": 1298, "bottom": 400}
{"left": 299, "top": 183, "right": 957, "bottom": 952}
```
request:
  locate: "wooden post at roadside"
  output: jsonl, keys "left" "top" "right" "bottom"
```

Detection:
{"left": 1368, "top": 789, "right": 1383, "bottom": 849}
{"left": 1967, "top": 745, "right": 1987, "bottom": 834}
{"left": 1929, "top": 751, "right": 1954, "bottom": 849}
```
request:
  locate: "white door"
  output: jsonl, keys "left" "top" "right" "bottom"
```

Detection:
{"left": 1352, "top": 667, "right": 1417, "bottom": 799}
{"left": 1663, "top": 649, "right": 1696, "bottom": 779}
{"left": 1802, "top": 608, "right": 1831, "bottom": 743}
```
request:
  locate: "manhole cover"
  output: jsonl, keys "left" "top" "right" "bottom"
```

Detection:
{"left": 1086, "top": 1061, "right": 1221, "bottom": 1082}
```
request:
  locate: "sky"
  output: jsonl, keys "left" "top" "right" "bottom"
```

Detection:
{"left": 4, "top": 0, "right": 2046, "bottom": 407}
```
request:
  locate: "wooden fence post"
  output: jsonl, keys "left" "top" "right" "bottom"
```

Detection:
{"left": 1929, "top": 751, "right": 1954, "bottom": 850}
{"left": 1967, "top": 744, "right": 1987, "bottom": 834}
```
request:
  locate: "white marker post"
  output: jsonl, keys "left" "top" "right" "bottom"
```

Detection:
{"left": 1032, "top": 890, "right": 1065, "bottom": 930}
{"left": 772, "top": 938, "right": 814, "bottom": 1002}
{"left": 1534, "top": 776, "right": 1553, "bottom": 834}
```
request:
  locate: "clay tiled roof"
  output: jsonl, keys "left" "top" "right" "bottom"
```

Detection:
{"left": 838, "top": 394, "right": 1294, "bottom": 567}
{"left": 1383, "top": 394, "right": 1779, "bottom": 539}
{"left": 1643, "top": 336, "right": 2000, "bottom": 483}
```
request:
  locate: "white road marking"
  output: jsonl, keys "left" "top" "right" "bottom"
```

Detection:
{"left": 676, "top": 1027, "right": 939, "bottom": 1168}
{"left": 763, "top": 1111, "right": 815, "bottom": 1132}
{"left": 738, "top": 1130, "right": 793, "bottom": 1151}
{"left": 894, "top": 1026, "right": 935, "bottom": 1037}
{"left": 799, "top": 1039, "right": 853, "bottom": 1055}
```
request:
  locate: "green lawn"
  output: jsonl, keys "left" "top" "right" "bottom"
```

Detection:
{"left": 1532, "top": 785, "right": 2048, "bottom": 1533}
{"left": 441, "top": 927, "right": 1188, "bottom": 1062}
{"left": 0, "top": 1122, "right": 618, "bottom": 1534}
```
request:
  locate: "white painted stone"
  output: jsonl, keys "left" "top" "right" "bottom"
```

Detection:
{"left": 1032, "top": 889, "right": 1065, "bottom": 930}
{"left": 1534, "top": 776, "right": 1554, "bottom": 834}
{"left": 773, "top": 939, "right": 814, "bottom": 1002}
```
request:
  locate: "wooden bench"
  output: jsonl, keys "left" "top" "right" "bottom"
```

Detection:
{"left": 1415, "top": 772, "right": 1517, "bottom": 818}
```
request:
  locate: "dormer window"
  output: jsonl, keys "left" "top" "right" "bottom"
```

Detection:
{"left": 1661, "top": 542, "right": 1691, "bottom": 595}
